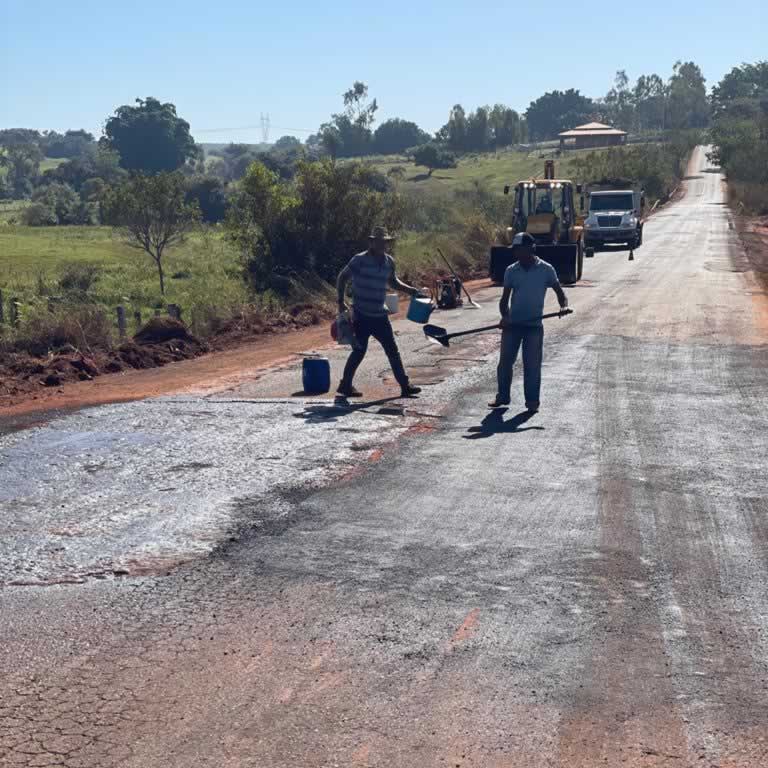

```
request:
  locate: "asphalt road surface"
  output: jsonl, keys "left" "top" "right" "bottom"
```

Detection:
{"left": 2, "top": 148, "right": 767, "bottom": 767}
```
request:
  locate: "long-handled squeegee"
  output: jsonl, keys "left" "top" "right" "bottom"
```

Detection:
{"left": 424, "top": 308, "right": 573, "bottom": 348}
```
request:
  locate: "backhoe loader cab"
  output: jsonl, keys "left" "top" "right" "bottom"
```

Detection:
{"left": 490, "top": 164, "right": 585, "bottom": 285}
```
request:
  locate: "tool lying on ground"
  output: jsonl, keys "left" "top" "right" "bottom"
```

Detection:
{"left": 423, "top": 308, "right": 573, "bottom": 348}
{"left": 437, "top": 248, "right": 481, "bottom": 309}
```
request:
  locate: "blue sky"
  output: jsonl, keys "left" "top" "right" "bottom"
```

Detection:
{"left": 3, "top": 0, "right": 766, "bottom": 142}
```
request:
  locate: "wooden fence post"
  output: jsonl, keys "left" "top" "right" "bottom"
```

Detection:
{"left": 10, "top": 298, "right": 20, "bottom": 328}
{"left": 0, "top": 289, "right": 4, "bottom": 325}
{"left": 133, "top": 309, "right": 142, "bottom": 329}
{"left": 116, "top": 306, "right": 127, "bottom": 339}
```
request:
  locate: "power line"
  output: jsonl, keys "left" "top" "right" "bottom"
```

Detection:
{"left": 195, "top": 123, "right": 316, "bottom": 136}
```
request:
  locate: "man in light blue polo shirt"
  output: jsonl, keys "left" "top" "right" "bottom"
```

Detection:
{"left": 489, "top": 233, "right": 568, "bottom": 412}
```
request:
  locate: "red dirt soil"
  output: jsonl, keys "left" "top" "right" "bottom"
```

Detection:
{"left": 0, "top": 280, "right": 492, "bottom": 425}
{"left": 738, "top": 215, "right": 768, "bottom": 291}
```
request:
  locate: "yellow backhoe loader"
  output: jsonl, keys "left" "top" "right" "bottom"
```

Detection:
{"left": 489, "top": 160, "right": 586, "bottom": 284}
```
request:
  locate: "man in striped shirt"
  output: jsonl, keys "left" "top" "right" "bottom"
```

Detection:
{"left": 336, "top": 226, "right": 423, "bottom": 398}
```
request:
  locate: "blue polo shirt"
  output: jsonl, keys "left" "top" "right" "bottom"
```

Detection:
{"left": 503, "top": 258, "right": 559, "bottom": 326}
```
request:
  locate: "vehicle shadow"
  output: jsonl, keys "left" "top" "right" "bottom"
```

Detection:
{"left": 463, "top": 408, "right": 544, "bottom": 440}
{"left": 293, "top": 396, "right": 407, "bottom": 423}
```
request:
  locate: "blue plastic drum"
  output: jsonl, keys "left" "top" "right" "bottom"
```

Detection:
{"left": 302, "top": 357, "right": 331, "bottom": 394}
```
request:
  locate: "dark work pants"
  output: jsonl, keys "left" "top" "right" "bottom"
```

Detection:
{"left": 341, "top": 312, "right": 409, "bottom": 389}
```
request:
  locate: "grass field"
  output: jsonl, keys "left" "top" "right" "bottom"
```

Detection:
{"left": 369, "top": 148, "right": 579, "bottom": 195}
{"left": 0, "top": 224, "right": 250, "bottom": 336}
{"left": 39, "top": 157, "right": 67, "bottom": 172}
{"left": 0, "top": 148, "right": 600, "bottom": 343}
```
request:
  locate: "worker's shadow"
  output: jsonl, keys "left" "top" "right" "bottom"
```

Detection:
{"left": 294, "top": 396, "right": 406, "bottom": 424}
{"left": 463, "top": 408, "right": 544, "bottom": 440}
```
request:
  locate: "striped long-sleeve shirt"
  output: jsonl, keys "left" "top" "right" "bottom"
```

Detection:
{"left": 347, "top": 250, "right": 394, "bottom": 317}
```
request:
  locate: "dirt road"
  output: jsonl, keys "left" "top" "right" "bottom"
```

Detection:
{"left": 2, "top": 148, "right": 767, "bottom": 767}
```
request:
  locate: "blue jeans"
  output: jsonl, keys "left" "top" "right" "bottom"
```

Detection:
{"left": 496, "top": 325, "right": 544, "bottom": 404}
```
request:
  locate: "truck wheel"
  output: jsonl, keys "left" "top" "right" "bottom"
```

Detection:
{"left": 637, "top": 227, "right": 643, "bottom": 247}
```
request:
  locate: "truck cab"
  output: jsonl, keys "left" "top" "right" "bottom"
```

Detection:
{"left": 583, "top": 187, "right": 645, "bottom": 253}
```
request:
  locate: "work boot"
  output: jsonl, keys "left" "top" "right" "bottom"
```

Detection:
{"left": 337, "top": 381, "right": 362, "bottom": 398}
{"left": 400, "top": 384, "right": 421, "bottom": 398}
{"left": 525, "top": 400, "right": 540, "bottom": 413}
{"left": 488, "top": 396, "right": 511, "bottom": 408}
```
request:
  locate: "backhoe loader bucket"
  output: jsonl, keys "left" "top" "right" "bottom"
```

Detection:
{"left": 490, "top": 243, "right": 581, "bottom": 285}
{"left": 534, "top": 244, "right": 580, "bottom": 284}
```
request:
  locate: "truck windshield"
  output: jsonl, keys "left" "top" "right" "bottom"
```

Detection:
{"left": 590, "top": 194, "right": 634, "bottom": 211}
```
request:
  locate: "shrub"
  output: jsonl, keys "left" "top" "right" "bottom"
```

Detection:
{"left": 227, "top": 158, "right": 404, "bottom": 289}
{"left": 12, "top": 305, "right": 113, "bottom": 356}
{"left": 22, "top": 202, "right": 58, "bottom": 226}
{"left": 58, "top": 262, "right": 102, "bottom": 295}
{"left": 412, "top": 144, "right": 457, "bottom": 175}
{"left": 29, "top": 181, "right": 93, "bottom": 225}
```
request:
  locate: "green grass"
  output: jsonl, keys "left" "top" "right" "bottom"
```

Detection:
{"left": 0, "top": 224, "right": 250, "bottom": 336}
{"left": 0, "top": 148, "right": 606, "bottom": 346}
{"left": 39, "top": 157, "right": 67, "bottom": 172}
{"left": 368, "top": 148, "right": 584, "bottom": 195}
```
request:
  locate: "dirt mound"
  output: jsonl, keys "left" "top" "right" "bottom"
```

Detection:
{"left": 0, "top": 320, "right": 208, "bottom": 407}
{"left": 134, "top": 317, "right": 196, "bottom": 345}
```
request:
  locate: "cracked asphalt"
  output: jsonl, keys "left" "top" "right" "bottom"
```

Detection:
{"left": 2, "top": 148, "right": 767, "bottom": 767}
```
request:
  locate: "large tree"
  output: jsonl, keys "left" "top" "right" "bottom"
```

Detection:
{"left": 633, "top": 74, "right": 667, "bottom": 132}
{"left": 43, "top": 129, "right": 95, "bottom": 159}
{"left": 0, "top": 143, "right": 42, "bottom": 198}
{"left": 372, "top": 119, "right": 430, "bottom": 154}
{"left": 711, "top": 61, "right": 768, "bottom": 120}
{"left": 603, "top": 70, "right": 635, "bottom": 130}
{"left": 525, "top": 89, "right": 595, "bottom": 140}
{"left": 708, "top": 61, "right": 768, "bottom": 197}
{"left": 444, "top": 104, "right": 468, "bottom": 150}
{"left": 667, "top": 61, "right": 709, "bottom": 129}
{"left": 319, "top": 81, "right": 379, "bottom": 158}
{"left": 102, "top": 97, "right": 198, "bottom": 173}
{"left": 103, "top": 172, "right": 200, "bottom": 295}
{"left": 489, "top": 105, "right": 522, "bottom": 147}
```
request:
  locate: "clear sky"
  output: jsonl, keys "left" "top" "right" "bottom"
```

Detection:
{"left": 2, "top": 0, "right": 766, "bottom": 143}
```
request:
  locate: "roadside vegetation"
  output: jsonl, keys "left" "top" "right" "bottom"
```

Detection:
{"left": 708, "top": 62, "right": 768, "bottom": 214}
{"left": 0, "top": 58, "right": 728, "bottom": 379}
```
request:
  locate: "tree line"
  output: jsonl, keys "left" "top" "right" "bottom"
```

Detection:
{"left": 708, "top": 61, "right": 768, "bottom": 213}
{"left": 0, "top": 58, "right": 714, "bottom": 212}
{"left": 0, "top": 57, "right": 756, "bottom": 300}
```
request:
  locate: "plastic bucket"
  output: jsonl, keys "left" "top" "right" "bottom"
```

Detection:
{"left": 407, "top": 297, "right": 434, "bottom": 324}
{"left": 385, "top": 293, "right": 399, "bottom": 314}
{"left": 302, "top": 357, "right": 331, "bottom": 394}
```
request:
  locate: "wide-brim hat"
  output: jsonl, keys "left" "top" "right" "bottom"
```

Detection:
{"left": 369, "top": 225, "right": 395, "bottom": 241}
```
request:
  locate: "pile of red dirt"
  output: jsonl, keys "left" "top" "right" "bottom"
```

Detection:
{"left": 0, "top": 318, "right": 208, "bottom": 407}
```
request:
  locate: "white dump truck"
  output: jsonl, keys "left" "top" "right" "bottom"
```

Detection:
{"left": 582, "top": 183, "right": 645, "bottom": 255}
